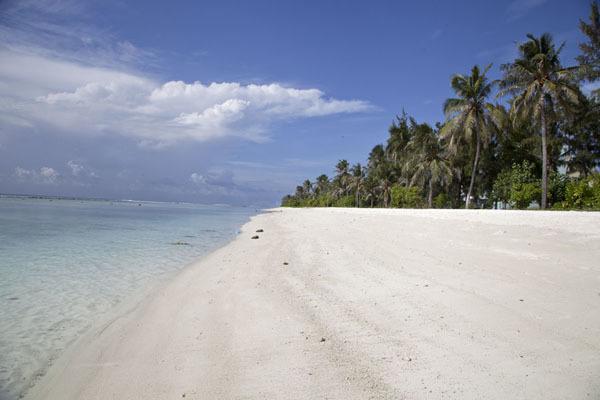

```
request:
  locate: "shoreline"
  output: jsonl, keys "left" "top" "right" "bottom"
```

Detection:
{"left": 18, "top": 209, "right": 257, "bottom": 400}
{"left": 27, "top": 208, "right": 600, "bottom": 399}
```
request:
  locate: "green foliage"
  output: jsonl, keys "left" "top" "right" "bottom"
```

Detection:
{"left": 433, "top": 193, "right": 451, "bottom": 208}
{"left": 333, "top": 195, "right": 355, "bottom": 208}
{"left": 548, "top": 171, "right": 569, "bottom": 206}
{"left": 491, "top": 161, "right": 542, "bottom": 209}
{"left": 390, "top": 185, "right": 424, "bottom": 208}
{"left": 559, "top": 174, "right": 600, "bottom": 210}
{"left": 282, "top": 12, "right": 599, "bottom": 211}
{"left": 511, "top": 182, "right": 541, "bottom": 209}
{"left": 509, "top": 161, "right": 541, "bottom": 209}
{"left": 491, "top": 169, "right": 512, "bottom": 206}
{"left": 577, "top": 1, "right": 600, "bottom": 88}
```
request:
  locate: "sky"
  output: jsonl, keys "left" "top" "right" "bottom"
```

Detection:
{"left": 0, "top": 0, "right": 593, "bottom": 206}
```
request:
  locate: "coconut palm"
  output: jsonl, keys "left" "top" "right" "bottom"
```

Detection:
{"left": 367, "top": 144, "right": 386, "bottom": 172}
{"left": 386, "top": 112, "right": 411, "bottom": 165}
{"left": 577, "top": 1, "right": 600, "bottom": 87}
{"left": 333, "top": 159, "right": 351, "bottom": 198}
{"left": 302, "top": 179, "right": 313, "bottom": 199}
{"left": 350, "top": 163, "right": 366, "bottom": 207}
{"left": 375, "top": 163, "right": 395, "bottom": 208}
{"left": 405, "top": 123, "right": 453, "bottom": 208}
{"left": 441, "top": 64, "right": 495, "bottom": 208}
{"left": 498, "top": 33, "right": 583, "bottom": 208}
{"left": 314, "top": 174, "right": 330, "bottom": 196}
{"left": 362, "top": 175, "right": 378, "bottom": 208}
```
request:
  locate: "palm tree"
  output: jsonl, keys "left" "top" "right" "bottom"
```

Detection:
{"left": 314, "top": 174, "right": 330, "bottom": 196}
{"left": 350, "top": 163, "right": 366, "bottom": 207}
{"left": 302, "top": 179, "right": 313, "bottom": 199}
{"left": 362, "top": 175, "right": 378, "bottom": 208}
{"left": 577, "top": 1, "right": 600, "bottom": 89}
{"left": 498, "top": 33, "right": 583, "bottom": 208}
{"left": 386, "top": 112, "right": 411, "bottom": 165}
{"left": 375, "top": 163, "right": 395, "bottom": 207}
{"left": 367, "top": 144, "right": 386, "bottom": 172}
{"left": 333, "top": 159, "right": 351, "bottom": 198}
{"left": 441, "top": 64, "right": 495, "bottom": 208}
{"left": 405, "top": 123, "right": 453, "bottom": 208}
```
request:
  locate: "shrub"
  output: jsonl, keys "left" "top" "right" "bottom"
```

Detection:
{"left": 509, "top": 161, "right": 540, "bottom": 209}
{"left": 490, "top": 161, "right": 541, "bottom": 209}
{"left": 560, "top": 173, "right": 600, "bottom": 210}
{"left": 491, "top": 169, "right": 512, "bottom": 207}
{"left": 390, "top": 185, "right": 424, "bottom": 208}
{"left": 433, "top": 193, "right": 451, "bottom": 208}
{"left": 333, "top": 195, "right": 355, "bottom": 207}
{"left": 548, "top": 171, "right": 568, "bottom": 206}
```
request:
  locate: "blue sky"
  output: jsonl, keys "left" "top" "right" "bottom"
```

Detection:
{"left": 0, "top": 0, "right": 592, "bottom": 205}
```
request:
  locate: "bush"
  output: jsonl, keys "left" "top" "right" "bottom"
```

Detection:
{"left": 390, "top": 185, "right": 423, "bottom": 208}
{"left": 511, "top": 182, "right": 541, "bottom": 209}
{"left": 509, "top": 161, "right": 540, "bottom": 209}
{"left": 433, "top": 193, "right": 451, "bottom": 208}
{"left": 559, "top": 173, "right": 600, "bottom": 210}
{"left": 548, "top": 171, "right": 568, "bottom": 206}
{"left": 490, "top": 161, "right": 541, "bottom": 209}
{"left": 333, "top": 195, "right": 355, "bottom": 207}
{"left": 491, "top": 169, "right": 512, "bottom": 207}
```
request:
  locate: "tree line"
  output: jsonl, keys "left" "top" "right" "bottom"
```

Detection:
{"left": 282, "top": 3, "right": 600, "bottom": 210}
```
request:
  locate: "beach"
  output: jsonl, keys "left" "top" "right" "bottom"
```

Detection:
{"left": 27, "top": 208, "right": 600, "bottom": 400}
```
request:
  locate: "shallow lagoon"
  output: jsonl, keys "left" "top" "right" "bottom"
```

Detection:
{"left": 0, "top": 197, "right": 254, "bottom": 399}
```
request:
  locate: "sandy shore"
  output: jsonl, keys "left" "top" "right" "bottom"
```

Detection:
{"left": 27, "top": 208, "right": 600, "bottom": 399}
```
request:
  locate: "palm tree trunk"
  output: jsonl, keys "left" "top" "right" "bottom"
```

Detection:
{"left": 540, "top": 107, "right": 548, "bottom": 209}
{"left": 355, "top": 187, "right": 360, "bottom": 208}
{"left": 428, "top": 179, "right": 433, "bottom": 208}
{"left": 465, "top": 133, "right": 481, "bottom": 209}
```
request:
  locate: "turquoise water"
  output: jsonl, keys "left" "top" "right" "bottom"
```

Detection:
{"left": 0, "top": 197, "right": 254, "bottom": 399}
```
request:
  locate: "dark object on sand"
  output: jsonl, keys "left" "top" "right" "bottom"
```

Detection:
{"left": 251, "top": 235, "right": 259, "bottom": 239}
{"left": 256, "top": 229, "right": 264, "bottom": 232}
{"left": 283, "top": 262, "right": 289, "bottom": 265}
{"left": 320, "top": 337, "right": 326, "bottom": 342}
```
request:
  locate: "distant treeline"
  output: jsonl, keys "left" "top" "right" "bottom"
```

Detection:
{"left": 282, "top": 3, "right": 600, "bottom": 210}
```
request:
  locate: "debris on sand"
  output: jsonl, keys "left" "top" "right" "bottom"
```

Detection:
{"left": 251, "top": 235, "right": 259, "bottom": 239}
{"left": 256, "top": 229, "right": 264, "bottom": 232}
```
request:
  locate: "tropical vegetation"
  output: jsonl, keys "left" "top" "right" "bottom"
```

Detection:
{"left": 282, "top": 3, "right": 600, "bottom": 210}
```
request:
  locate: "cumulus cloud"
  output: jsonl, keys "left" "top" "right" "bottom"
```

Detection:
{"left": 190, "top": 169, "right": 235, "bottom": 187}
{"left": 66, "top": 160, "right": 98, "bottom": 179}
{"left": 40, "top": 166, "right": 59, "bottom": 182}
{"left": 189, "top": 172, "right": 206, "bottom": 184}
{"left": 0, "top": 47, "right": 371, "bottom": 147}
{"left": 67, "top": 160, "right": 84, "bottom": 176}
{"left": 14, "top": 166, "right": 60, "bottom": 183}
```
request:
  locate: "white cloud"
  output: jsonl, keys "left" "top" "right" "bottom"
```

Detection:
{"left": 40, "top": 166, "right": 59, "bottom": 182}
{"left": 14, "top": 167, "right": 34, "bottom": 179}
{"left": 0, "top": 0, "right": 371, "bottom": 148}
{"left": 0, "top": 47, "right": 371, "bottom": 147}
{"left": 14, "top": 166, "right": 60, "bottom": 183}
{"left": 67, "top": 160, "right": 83, "bottom": 176}
{"left": 189, "top": 172, "right": 206, "bottom": 184}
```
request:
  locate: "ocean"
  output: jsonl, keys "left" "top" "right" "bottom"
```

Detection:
{"left": 0, "top": 196, "right": 255, "bottom": 399}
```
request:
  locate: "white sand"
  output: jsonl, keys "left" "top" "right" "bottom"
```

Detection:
{"left": 27, "top": 208, "right": 600, "bottom": 399}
